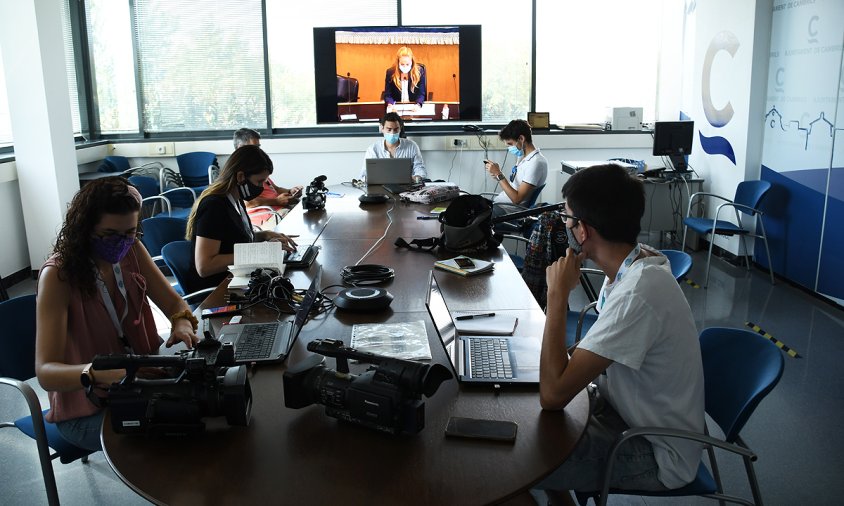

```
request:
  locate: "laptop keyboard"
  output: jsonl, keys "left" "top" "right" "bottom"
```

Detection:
{"left": 468, "top": 338, "right": 513, "bottom": 379}
{"left": 234, "top": 323, "right": 279, "bottom": 362}
{"left": 285, "top": 245, "right": 310, "bottom": 263}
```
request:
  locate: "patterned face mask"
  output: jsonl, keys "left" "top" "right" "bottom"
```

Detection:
{"left": 91, "top": 234, "right": 135, "bottom": 264}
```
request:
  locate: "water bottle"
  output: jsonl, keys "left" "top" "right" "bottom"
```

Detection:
{"left": 442, "top": 104, "right": 449, "bottom": 120}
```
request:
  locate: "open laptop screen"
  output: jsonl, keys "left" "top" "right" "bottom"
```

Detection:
{"left": 424, "top": 272, "right": 460, "bottom": 377}
{"left": 365, "top": 158, "right": 413, "bottom": 185}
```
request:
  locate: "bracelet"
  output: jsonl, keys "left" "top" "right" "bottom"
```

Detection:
{"left": 169, "top": 309, "right": 199, "bottom": 332}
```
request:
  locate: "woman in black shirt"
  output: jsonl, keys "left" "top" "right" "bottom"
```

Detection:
{"left": 186, "top": 145, "right": 296, "bottom": 290}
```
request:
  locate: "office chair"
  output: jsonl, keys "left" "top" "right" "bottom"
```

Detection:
{"left": 248, "top": 206, "right": 288, "bottom": 228}
{"left": 97, "top": 155, "right": 165, "bottom": 178}
{"left": 660, "top": 249, "right": 693, "bottom": 281}
{"left": 0, "top": 295, "right": 93, "bottom": 506}
{"left": 127, "top": 175, "right": 194, "bottom": 220}
{"left": 336, "top": 74, "right": 359, "bottom": 103}
{"left": 140, "top": 216, "right": 188, "bottom": 278}
{"left": 174, "top": 151, "right": 217, "bottom": 207}
{"left": 161, "top": 241, "right": 216, "bottom": 304}
{"left": 682, "top": 180, "right": 775, "bottom": 289}
{"left": 576, "top": 326, "right": 785, "bottom": 506}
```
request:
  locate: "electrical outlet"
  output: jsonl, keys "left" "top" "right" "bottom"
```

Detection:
{"left": 446, "top": 137, "right": 470, "bottom": 150}
{"left": 156, "top": 145, "right": 166, "bottom": 154}
{"left": 148, "top": 142, "right": 173, "bottom": 156}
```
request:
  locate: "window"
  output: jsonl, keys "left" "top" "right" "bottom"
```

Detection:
{"left": 85, "top": 0, "right": 139, "bottom": 134}
{"left": 60, "top": 0, "right": 82, "bottom": 136}
{"left": 404, "top": 0, "right": 532, "bottom": 123}
{"left": 133, "top": 0, "right": 266, "bottom": 132}
{"left": 535, "top": 0, "right": 683, "bottom": 125}
{"left": 0, "top": 49, "right": 11, "bottom": 148}
{"left": 266, "top": 0, "right": 397, "bottom": 128}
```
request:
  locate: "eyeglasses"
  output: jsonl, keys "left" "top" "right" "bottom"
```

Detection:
{"left": 559, "top": 212, "right": 582, "bottom": 228}
{"left": 94, "top": 231, "right": 142, "bottom": 241}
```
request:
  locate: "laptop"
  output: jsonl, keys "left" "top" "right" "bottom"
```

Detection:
{"left": 425, "top": 272, "right": 541, "bottom": 384}
{"left": 214, "top": 267, "right": 322, "bottom": 364}
{"left": 284, "top": 244, "right": 319, "bottom": 269}
{"left": 365, "top": 158, "right": 414, "bottom": 189}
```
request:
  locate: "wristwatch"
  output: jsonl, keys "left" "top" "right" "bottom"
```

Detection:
{"left": 80, "top": 362, "right": 95, "bottom": 388}
{"left": 495, "top": 173, "right": 505, "bottom": 181}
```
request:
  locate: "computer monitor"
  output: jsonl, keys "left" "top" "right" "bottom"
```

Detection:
{"left": 653, "top": 121, "right": 694, "bottom": 172}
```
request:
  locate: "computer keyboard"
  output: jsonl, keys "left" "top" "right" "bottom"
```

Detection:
{"left": 234, "top": 323, "right": 278, "bottom": 362}
{"left": 469, "top": 338, "right": 513, "bottom": 379}
{"left": 285, "top": 245, "right": 309, "bottom": 262}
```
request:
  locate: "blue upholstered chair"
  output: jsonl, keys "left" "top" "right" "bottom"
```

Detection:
{"left": 160, "top": 241, "right": 216, "bottom": 305}
{"left": 174, "top": 151, "right": 217, "bottom": 205}
{"left": 140, "top": 216, "right": 188, "bottom": 280}
{"left": 660, "top": 249, "right": 693, "bottom": 281}
{"left": 580, "top": 327, "right": 785, "bottom": 506}
{"left": 0, "top": 295, "right": 93, "bottom": 505}
{"left": 128, "top": 175, "right": 194, "bottom": 220}
{"left": 682, "top": 180, "right": 775, "bottom": 289}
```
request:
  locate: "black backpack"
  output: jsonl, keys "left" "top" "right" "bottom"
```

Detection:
{"left": 395, "top": 195, "right": 502, "bottom": 255}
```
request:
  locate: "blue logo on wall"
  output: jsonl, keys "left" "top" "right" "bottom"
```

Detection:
{"left": 700, "top": 30, "right": 738, "bottom": 165}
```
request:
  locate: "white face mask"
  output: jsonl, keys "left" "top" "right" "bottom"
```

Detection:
{"left": 399, "top": 64, "right": 412, "bottom": 74}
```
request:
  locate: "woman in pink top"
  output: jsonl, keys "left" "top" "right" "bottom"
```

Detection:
{"left": 35, "top": 177, "right": 199, "bottom": 451}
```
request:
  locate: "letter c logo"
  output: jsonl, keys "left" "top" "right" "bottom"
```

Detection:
{"left": 702, "top": 31, "right": 739, "bottom": 128}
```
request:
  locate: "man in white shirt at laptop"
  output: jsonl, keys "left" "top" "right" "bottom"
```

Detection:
{"left": 360, "top": 112, "right": 427, "bottom": 183}
{"left": 484, "top": 119, "right": 548, "bottom": 220}
{"left": 534, "top": 163, "right": 704, "bottom": 500}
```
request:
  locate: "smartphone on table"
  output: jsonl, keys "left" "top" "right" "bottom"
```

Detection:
{"left": 454, "top": 257, "right": 475, "bottom": 269}
{"left": 200, "top": 304, "right": 243, "bottom": 319}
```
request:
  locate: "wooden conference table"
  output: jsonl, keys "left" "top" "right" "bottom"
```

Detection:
{"left": 101, "top": 187, "right": 589, "bottom": 505}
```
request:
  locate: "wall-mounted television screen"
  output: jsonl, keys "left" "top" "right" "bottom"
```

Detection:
{"left": 314, "top": 25, "right": 482, "bottom": 125}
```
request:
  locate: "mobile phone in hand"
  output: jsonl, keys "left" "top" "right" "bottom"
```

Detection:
{"left": 445, "top": 416, "right": 517, "bottom": 442}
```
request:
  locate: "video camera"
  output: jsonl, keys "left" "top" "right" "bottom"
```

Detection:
{"left": 91, "top": 340, "right": 252, "bottom": 436}
{"left": 283, "top": 339, "right": 452, "bottom": 435}
{"left": 302, "top": 175, "right": 328, "bottom": 211}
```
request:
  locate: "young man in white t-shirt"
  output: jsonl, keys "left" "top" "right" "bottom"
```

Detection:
{"left": 484, "top": 119, "right": 547, "bottom": 220}
{"left": 535, "top": 164, "right": 705, "bottom": 497}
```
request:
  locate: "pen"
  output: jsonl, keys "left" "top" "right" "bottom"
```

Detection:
{"left": 417, "top": 216, "right": 438, "bottom": 220}
{"left": 455, "top": 313, "right": 496, "bottom": 320}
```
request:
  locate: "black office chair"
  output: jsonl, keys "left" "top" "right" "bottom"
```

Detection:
{"left": 0, "top": 295, "right": 94, "bottom": 505}
{"left": 336, "top": 74, "right": 359, "bottom": 103}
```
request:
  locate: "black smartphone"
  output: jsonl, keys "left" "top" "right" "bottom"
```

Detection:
{"left": 200, "top": 304, "right": 242, "bottom": 319}
{"left": 444, "top": 416, "right": 517, "bottom": 442}
{"left": 454, "top": 257, "right": 475, "bottom": 269}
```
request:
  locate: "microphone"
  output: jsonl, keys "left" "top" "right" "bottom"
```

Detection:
{"left": 490, "top": 202, "right": 565, "bottom": 225}
{"left": 452, "top": 73, "right": 458, "bottom": 101}
{"left": 315, "top": 175, "right": 328, "bottom": 182}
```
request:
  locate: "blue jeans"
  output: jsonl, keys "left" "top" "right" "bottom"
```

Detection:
{"left": 56, "top": 411, "right": 105, "bottom": 452}
{"left": 535, "top": 396, "right": 668, "bottom": 493}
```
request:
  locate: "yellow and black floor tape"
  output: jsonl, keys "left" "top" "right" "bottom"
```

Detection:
{"left": 684, "top": 278, "right": 700, "bottom": 289}
{"left": 745, "top": 321, "right": 801, "bottom": 358}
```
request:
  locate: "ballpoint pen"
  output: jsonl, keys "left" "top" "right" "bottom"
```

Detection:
{"left": 455, "top": 313, "right": 496, "bottom": 320}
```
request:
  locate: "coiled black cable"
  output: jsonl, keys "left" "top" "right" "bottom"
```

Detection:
{"left": 340, "top": 264, "right": 395, "bottom": 286}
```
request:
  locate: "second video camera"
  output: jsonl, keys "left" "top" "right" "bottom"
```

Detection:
{"left": 91, "top": 341, "right": 252, "bottom": 436}
{"left": 283, "top": 339, "right": 452, "bottom": 435}
{"left": 302, "top": 175, "right": 328, "bottom": 211}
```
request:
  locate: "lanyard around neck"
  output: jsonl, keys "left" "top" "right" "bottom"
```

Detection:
{"left": 227, "top": 193, "right": 254, "bottom": 241}
{"left": 596, "top": 243, "right": 642, "bottom": 312}
{"left": 96, "top": 262, "right": 133, "bottom": 353}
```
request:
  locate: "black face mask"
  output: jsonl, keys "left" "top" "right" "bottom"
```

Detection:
{"left": 238, "top": 179, "right": 263, "bottom": 201}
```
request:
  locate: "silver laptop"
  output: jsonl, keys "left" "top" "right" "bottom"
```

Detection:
{"left": 365, "top": 158, "right": 413, "bottom": 185}
{"left": 425, "top": 272, "right": 541, "bottom": 384}
{"left": 216, "top": 268, "right": 322, "bottom": 364}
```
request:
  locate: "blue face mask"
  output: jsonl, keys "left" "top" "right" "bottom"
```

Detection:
{"left": 507, "top": 144, "right": 523, "bottom": 157}
{"left": 384, "top": 132, "right": 400, "bottom": 144}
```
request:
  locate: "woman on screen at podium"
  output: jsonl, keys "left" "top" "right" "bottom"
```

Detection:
{"left": 186, "top": 145, "right": 297, "bottom": 290}
{"left": 383, "top": 46, "right": 427, "bottom": 112}
{"left": 35, "top": 177, "right": 200, "bottom": 451}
